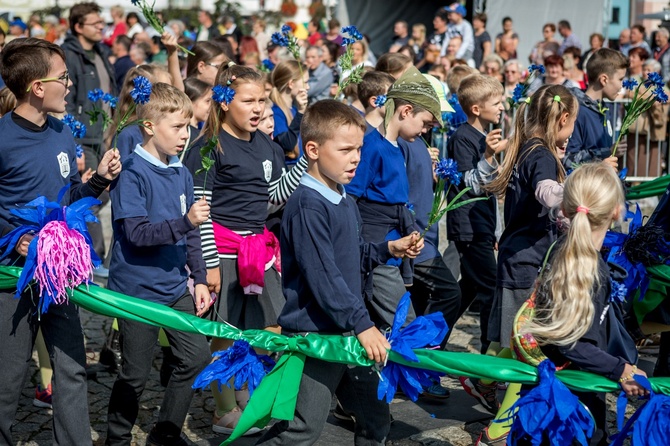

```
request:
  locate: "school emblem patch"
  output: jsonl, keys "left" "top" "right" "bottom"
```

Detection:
{"left": 262, "top": 160, "right": 272, "bottom": 182}
{"left": 180, "top": 194, "right": 187, "bottom": 216}
{"left": 57, "top": 152, "right": 70, "bottom": 178}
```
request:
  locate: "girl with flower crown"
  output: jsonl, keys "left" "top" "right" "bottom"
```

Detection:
{"left": 182, "top": 63, "right": 307, "bottom": 434}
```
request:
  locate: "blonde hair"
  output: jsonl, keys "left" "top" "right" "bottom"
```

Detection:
{"left": 523, "top": 163, "right": 624, "bottom": 346}
{"left": 446, "top": 64, "right": 477, "bottom": 95}
{"left": 136, "top": 82, "right": 193, "bottom": 123}
{"left": 486, "top": 84, "right": 577, "bottom": 197}
{"left": 411, "top": 24, "right": 426, "bottom": 46}
{"left": 0, "top": 87, "right": 17, "bottom": 117}
{"left": 269, "top": 59, "right": 304, "bottom": 126}
{"left": 457, "top": 74, "right": 504, "bottom": 115}
{"left": 106, "top": 64, "right": 171, "bottom": 145}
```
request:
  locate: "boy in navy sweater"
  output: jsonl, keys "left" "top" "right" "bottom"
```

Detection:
{"left": 564, "top": 48, "right": 627, "bottom": 169}
{"left": 257, "top": 100, "right": 423, "bottom": 445}
{"left": 0, "top": 38, "right": 121, "bottom": 445}
{"left": 106, "top": 83, "right": 211, "bottom": 446}
{"left": 446, "top": 74, "right": 506, "bottom": 354}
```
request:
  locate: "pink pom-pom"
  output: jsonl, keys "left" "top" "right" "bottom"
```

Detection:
{"left": 33, "top": 220, "right": 94, "bottom": 305}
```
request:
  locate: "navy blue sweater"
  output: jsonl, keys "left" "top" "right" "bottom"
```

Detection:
{"left": 564, "top": 88, "right": 614, "bottom": 168}
{"left": 278, "top": 175, "right": 392, "bottom": 335}
{"left": 0, "top": 112, "right": 109, "bottom": 264}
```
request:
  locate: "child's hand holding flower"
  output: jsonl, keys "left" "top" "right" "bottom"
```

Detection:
{"left": 194, "top": 283, "right": 212, "bottom": 317}
{"left": 97, "top": 149, "right": 122, "bottom": 180}
{"left": 389, "top": 231, "right": 424, "bottom": 259}
{"left": 161, "top": 31, "right": 179, "bottom": 55}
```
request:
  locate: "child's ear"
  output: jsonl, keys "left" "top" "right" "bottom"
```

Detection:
{"left": 471, "top": 104, "right": 480, "bottom": 117}
{"left": 304, "top": 140, "right": 319, "bottom": 160}
{"left": 558, "top": 111, "right": 570, "bottom": 128}
{"left": 598, "top": 73, "right": 609, "bottom": 87}
{"left": 142, "top": 120, "right": 155, "bottom": 136}
{"left": 368, "top": 96, "right": 378, "bottom": 110}
{"left": 399, "top": 104, "right": 413, "bottom": 119}
{"left": 197, "top": 60, "right": 206, "bottom": 74}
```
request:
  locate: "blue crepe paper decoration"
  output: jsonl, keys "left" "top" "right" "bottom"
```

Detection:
{"left": 610, "top": 374, "right": 670, "bottom": 446}
{"left": 377, "top": 292, "right": 448, "bottom": 403}
{"left": 500, "top": 359, "right": 595, "bottom": 446}
{"left": 192, "top": 339, "right": 275, "bottom": 395}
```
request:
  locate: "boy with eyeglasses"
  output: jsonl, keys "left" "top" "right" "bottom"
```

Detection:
{"left": 0, "top": 37, "right": 121, "bottom": 445}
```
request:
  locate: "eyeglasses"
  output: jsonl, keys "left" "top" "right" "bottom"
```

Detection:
{"left": 207, "top": 62, "right": 221, "bottom": 69}
{"left": 82, "top": 20, "right": 105, "bottom": 28}
{"left": 26, "top": 71, "right": 70, "bottom": 92}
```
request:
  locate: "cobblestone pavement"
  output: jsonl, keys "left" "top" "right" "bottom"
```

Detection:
{"left": 11, "top": 304, "right": 655, "bottom": 446}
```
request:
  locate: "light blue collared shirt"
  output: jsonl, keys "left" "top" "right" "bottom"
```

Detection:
{"left": 134, "top": 144, "right": 183, "bottom": 168}
{"left": 299, "top": 173, "right": 346, "bottom": 205}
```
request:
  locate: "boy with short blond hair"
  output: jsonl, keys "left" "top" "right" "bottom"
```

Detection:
{"left": 106, "top": 82, "right": 212, "bottom": 446}
{"left": 0, "top": 37, "right": 121, "bottom": 445}
{"left": 257, "top": 100, "right": 423, "bottom": 445}
{"left": 448, "top": 74, "right": 506, "bottom": 359}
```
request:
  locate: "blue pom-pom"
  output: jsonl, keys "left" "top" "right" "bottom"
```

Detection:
{"left": 192, "top": 340, "right": 275, "bottom": 395}
{"left": 501, "top": 360, "right": 595, "bottom": 446}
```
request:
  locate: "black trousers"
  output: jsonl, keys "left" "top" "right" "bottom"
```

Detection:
{"left": 454, "top": 239, "right": 497, "bottom": 354}
{"left": 410, "top": 256, "right": 462, "bottom": 348}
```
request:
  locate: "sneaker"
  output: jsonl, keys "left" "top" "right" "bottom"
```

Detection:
{"left": 459, "top": 376, "right": 500, "bottom": 414}
{"left": 475, "top": 426, "right": 508, "bottom": 445}
{"left": 421, "top": 382, "right": 451, "bottom": 399}
{"left": 212, "top": 406, "right": 263, "bottom": 436}
{"left": 33, "top": 384, "right": 52, "bottom": 409}
{"left": 332, "top": 400, "right": 356, "bottom": 423}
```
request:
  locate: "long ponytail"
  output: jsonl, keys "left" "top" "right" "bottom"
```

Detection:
{"left": 523, "top": 163, "right": 624, "bottom": 346}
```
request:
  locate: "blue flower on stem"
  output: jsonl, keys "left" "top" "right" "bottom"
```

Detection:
{"left": 271, "top": 32, "right": 289, "bottom": 47}
{"left": 212, "top": 85, "right": 235, "bottom": 105}
{"left": 434, "top": 158, "right": 462, "bottom": 186}
{"left": 87, "top": 89, "right": 104, "bottom": 102}
{"left": 622, "top": 78, "right": 638, "bottom": 91}
{"left": 610, "top": 279, "right": 627, "bottom": 303}
{"left": 102, "top": 93, "right": 118, "bottom": 109}
{"left": 75, "top": 144, "right": 84, "bottom": 159}
{"left": 261, "top": 59, "right": 275, "bottom": 71}
{"left": 654, "top": 86, "right": 668, "bottom": 104}
{"left": 341, "top": 25, "right": 363, "bottom": 41}
{"left": 130, "top": 0, "right": 140, "bottom": 5}
{"left": 130, "top": 76, "right": 152, "bottom": 105}
{"left": 281, "top": 24, "right": 291, "bottom": 34}
{"left": 512, "top": 83, "right": 525, "bottom": 103}
{"left": 62, "top": 114, "right": 87, "bottom": 139}
{"left": 528, "top": 64, "right": 546, "bottom": 75}
{"left": 374, "top": 95, "right": 387, "bottom": 108}
{"left": 645, "top": 72, "right": 664, "bottom": 89}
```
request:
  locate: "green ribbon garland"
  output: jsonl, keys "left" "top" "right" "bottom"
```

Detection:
{"left": 2, "top": 266, "right": 670, "bottom": 445}
{"left": 626, "top": 173, "right": 670, "bottom": 200}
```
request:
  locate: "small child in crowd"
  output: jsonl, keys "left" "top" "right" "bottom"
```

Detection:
{"left": 105, "top": 82, "right": 211, "bottom": 446}
{"left": 257, "top": 100, "right": 423, "bottom": 445}
{"left": 357, "top": 70, "right": 395, "bottom": 132}
{"left": 269, "top": 59, "right": 309, "bottom": 162}
{"left": 447, "top": 73, "right": 506, "bottom": 354}
{"left": 0, "top": 37, "right": 121, "bottom": 445}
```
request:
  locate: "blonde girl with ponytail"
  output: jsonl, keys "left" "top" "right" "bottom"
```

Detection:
{"left": 523, "top": 163, "right": 648, "bottom": 443}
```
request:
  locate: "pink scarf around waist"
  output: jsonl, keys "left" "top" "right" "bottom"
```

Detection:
{"left": 212, "top": 222, "right": 281, "bottom": 295}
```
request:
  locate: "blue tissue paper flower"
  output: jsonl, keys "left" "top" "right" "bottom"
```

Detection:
{"left": 500, "top": 359, "right": 595, "bottom": 446}
{"left": 341, "top": 25, "right": 363, "bottom": 41}
{"left": 261, "top": 59, "right": 275, "bottom": 71}
{"left": 377, "top": 292, "right": 448, "bottom": 403}
{"left": 271, "top": 32, "right": 289, "bottom": 47}
{"left": 654, "top": 86, "right": 668, "bottom": 104}
{"left": 281, "top": 24, "right": 291, "bottom": 34}
{"left": 529, "top": 64, "right": 546, "bottom": 74}
{"left": 374, "top": 94, "right": 387, "bottom": 108}
{"left": 622, "top": 78, "right": 638, "bottom": 91}
{"left": 102, "top": 93, "right": 118, "bottom": 109}
{"left": 87, "top": 88, "right": 104, "bottom": 102}
{"left": 62, "top": 114, "right": 87, "bottom": 139}
{"left": 645, "top": 72, "right": 664, "bottom": 89}
{"left": 130, "top": 76, "right": 152, "bottom": 105}
{"left": 212, "top": 85, "right": 235, "bottom": 105}
{"left": 435, "top": 158, "right": 462, "bottom": 186}
{"left": 75, "top": 144, "right": 84, "bottom": 159}
{"left": 192, "top": 340, "right": 275, "bottom": 395}
{"left": 512, "top": 83, "right": 525, "bottom": 103}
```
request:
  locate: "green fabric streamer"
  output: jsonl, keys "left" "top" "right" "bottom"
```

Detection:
{"left": 633, "top": 265, "right": 670, "bottom": 324}
{"left": 626, "top": 174, "right": 670, "bottom": 200}
{"left": 2, "top": 265, "right": 670, "bottom": 446}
